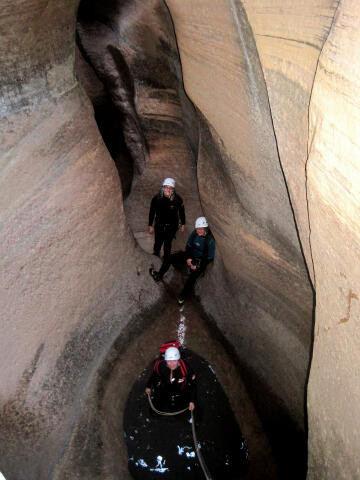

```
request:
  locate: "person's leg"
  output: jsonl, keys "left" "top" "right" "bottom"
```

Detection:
{"left": 179, "top": 267, "right": 203, "bottom": 300}
{"left": 163, "top": 225, "right": 177, "bottom": 259}
{"left": 158, "top": 251, "right": 185, "bottom": 278}
{"left": 153, "top": 225, "right": 164, "bottom": 256}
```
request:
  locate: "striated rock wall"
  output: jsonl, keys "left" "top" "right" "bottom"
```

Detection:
{"left": 306, "top": 1, "right": 360, "bottom": 478}
{"left": 242, "top": 0, "right": 339, "bottom": 284}
{"left": 165, "top": 0, "right": 360, "bottom": 479}
{"left": 165, "top": 1, "right": 314, "bottom": 475}
{"left": 0, "top": 1, "right": 162, "bottom": 478}
{"left": 2, "top": 0, "right": 360, "bottom": 478}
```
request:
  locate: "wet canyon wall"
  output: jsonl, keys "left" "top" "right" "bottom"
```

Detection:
{"left": 165, "top": 0, "right": 315, "bottom": 473}
{"left": 165, "top": 1, "right": 360, "bottom": 479}
{"left": 0, "top": 0, "right": 162, "bottom": 478}
{"left": 0, "top": 1, "right": 359, "bottom": 480}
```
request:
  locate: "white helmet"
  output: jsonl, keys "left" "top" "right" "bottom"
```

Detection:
{"left": 164, "top": 346, "right": 180, "bottom": 361}
{"left": 195, "top": 216, "right": 208, "bottom": 228}
{"left": 162, "top": 178, "right": 175, "bottom": 188}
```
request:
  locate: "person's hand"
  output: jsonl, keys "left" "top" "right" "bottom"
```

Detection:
{"left": 180, "top": 225, "right": 185, "bottom": 233}
{"left": 186, "top": 258, "right": 193, "bottom": 266}
{"left": 189, "top": 402, "right": 195, "bottom": 411}
{"left": 145, "top": 388, "right": 151, "bottom": 395}
{"left": 148, "top": 226, "right": 154, "bottom": 235}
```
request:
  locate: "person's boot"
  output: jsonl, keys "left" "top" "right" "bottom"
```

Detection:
{"left": 149, "top": 267, "right": 161, "bottom": 282}
{"left": 177, "top": 296, "right": 185, "bottom": 306}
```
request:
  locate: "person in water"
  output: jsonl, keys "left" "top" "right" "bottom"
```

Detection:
{"left": 145, "top": 346, "right": 196, "bottom": 412}
{"left": 150, "top": 216, "right": 215, "bottom": 305}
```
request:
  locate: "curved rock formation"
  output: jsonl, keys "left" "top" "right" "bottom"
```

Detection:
{"left": 306, "top": 1, "right": 360, "bottom": 478}
{"left": 165, "top": 1, "right": 314, "bottom": 475}
{"left": 1, "top": 0, "right": 359, "bottom": 479}
{"left": 165, "top": 1, "right": 360, "bottom": 479}
{"left": 0, "top": 0, "right": 161, "bottom": 477}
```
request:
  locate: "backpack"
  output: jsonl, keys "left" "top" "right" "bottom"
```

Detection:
{"left": 154, "top": 341, "right": 188, "bottom": 388}
{"left": 159, "top": 340, "right": 180, "bottom": 355}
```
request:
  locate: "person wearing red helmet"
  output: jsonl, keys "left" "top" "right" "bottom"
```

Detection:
{"left": 146, "top": 346, "right": 196, "bottom": 412}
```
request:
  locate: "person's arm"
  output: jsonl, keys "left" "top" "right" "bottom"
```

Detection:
{"left": 186, "top": 363, "right": 197, "bottom": 409}
{"left": 185, "top": 231, "right": 195, "bottom": 266}
{"left": 145, "top": 367, "right": 159, "bottom": 394}
{"left": 178, "top": 196, "right": 185, "bottom": 230}
{"left": 185, "top": 231, "right": 195, "bottom": 254}
{"left": 148, "top": 196, "right": 157, "bottom": 233}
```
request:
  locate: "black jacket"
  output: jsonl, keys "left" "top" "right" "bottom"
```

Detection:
{"left": 149, "top": 190, "right": 185, "bottom": 228}
{"left": 146, "top": 359, "right": 196, "bottom": 403}
{"left": 185, "top": 230, "right": 215, "bottom": 270}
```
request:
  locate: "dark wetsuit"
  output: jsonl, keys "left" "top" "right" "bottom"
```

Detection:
{"left": 158, "top": 230, "right": 215, "bottom": 298}
{"left": 149, "top": 189, "right": 185, "bottom": 258}
{"left": 146, "top": 359, "right": 196, "bottom": 412}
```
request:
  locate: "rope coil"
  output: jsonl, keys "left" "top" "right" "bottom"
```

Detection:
{"left": 147, "top": 393, "right": 189, "bottom": 416}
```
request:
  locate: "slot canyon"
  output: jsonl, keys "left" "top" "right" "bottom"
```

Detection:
{"left": 1, "top": 0, "right": 359, "bottom": 479}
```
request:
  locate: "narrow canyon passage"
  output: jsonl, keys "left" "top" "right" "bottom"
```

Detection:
{"left": 66, "top": 0, "right": 313, "bottom": 479}
{"left": 11, "top": 0, "right": 360, "bottom": 479}
{"left": 2, "top": 0, "right": 360, "bottom": 478}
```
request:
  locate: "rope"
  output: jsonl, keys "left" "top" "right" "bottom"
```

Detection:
{"left": 147, "top": 393, "right": 189, "bottom": 416}
{"left": 147, "top": 394, "right": 213, "bottom": 480}
{"left": 191, "top": 410, "right": 213, "bottom": 480}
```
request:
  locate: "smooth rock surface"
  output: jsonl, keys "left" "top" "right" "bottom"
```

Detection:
{"left": 307, "top": 1, "right": 360, "bottom": 478}
{"left": 165, "top": 1, "right": 314, "bottom": 475}
{"left": 0, "top": 1, "right": 161, "bottom": 478}
{"left": 242, "top": 0, "right": 339, "bottom": 283}
{"left": 2, "top": 0, "right": 360, "bottom": 479}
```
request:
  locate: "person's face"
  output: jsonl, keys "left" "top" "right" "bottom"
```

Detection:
{"left": 163, "top": 185, "right": 174, "bottom": 197}
{"left": 166, "top": 360, "right": 179, "bottom": 370}
{"left": 196, "top": 227, "right": 206, "bottom": 237}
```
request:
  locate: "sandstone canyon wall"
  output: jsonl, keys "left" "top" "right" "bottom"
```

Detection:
{"left": 0, "top": 0, "right": 162, "bottom": 477}
{"left": 165, "top": 0, "right": 314, "bottom": 474}
{"left": 165, "top": 1, "right": 360, "bottom": 479}
{"left": 1, "top": 0, "right": 360, "bottom": 479}
{"left": 306, "top": 1, "right": 360, "bottom": 478}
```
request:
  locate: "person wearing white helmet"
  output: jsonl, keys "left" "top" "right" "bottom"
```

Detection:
{"left": 145, "top": 346, "right": 196, "bottom": 412}
{"left": 150, "top": 216, "right": 215, "bottom": 305}
{"left": 148, "top": 177, "right": 186, "bottom": 258}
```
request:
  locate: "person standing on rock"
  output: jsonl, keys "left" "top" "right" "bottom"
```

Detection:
{"left": 150, "top": 216, "right": 215, "bottom": 305}
{"left": 148, "top": 178, "right": 186, "bottom": 258}
{"left": 145, "top": 346, "right": 196, "bottom": 413}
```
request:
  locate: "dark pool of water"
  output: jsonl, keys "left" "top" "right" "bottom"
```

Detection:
{"left": 124, "top": 349, "right": 249, "bottom": 479}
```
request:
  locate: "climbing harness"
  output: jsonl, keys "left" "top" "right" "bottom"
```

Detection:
{"left": 147, "top": 394, "right": 213, "bottom": 480}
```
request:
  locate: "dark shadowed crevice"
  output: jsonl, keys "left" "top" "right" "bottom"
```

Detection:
{"left": 76, "top": 0, "right": 149, "bottom": 198}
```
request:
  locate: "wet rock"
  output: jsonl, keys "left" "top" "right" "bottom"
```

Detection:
{"left": 165, "top": 2, "right": 313, "bottom": 476}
